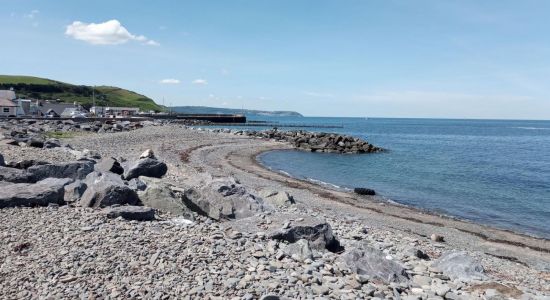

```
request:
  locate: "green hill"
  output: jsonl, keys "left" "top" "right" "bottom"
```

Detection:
{"left": 0, "top": 75, "right": 162, "bottom": 112}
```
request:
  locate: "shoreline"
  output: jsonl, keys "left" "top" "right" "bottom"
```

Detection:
{"left": 255, "top": 149, "right": 550, "bottom": 243}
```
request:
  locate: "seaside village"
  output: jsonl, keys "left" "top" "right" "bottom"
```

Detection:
{"left": 0, "top": 88, "right": 149, "bottom": 118}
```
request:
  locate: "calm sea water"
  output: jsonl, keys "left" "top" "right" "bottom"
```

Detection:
{"left": 244, "top": 117, "right": 550, "bottom": 238}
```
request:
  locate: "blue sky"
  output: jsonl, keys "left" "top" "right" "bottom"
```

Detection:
{"left": 1, "top": 0, "right": 549, "bottom": 119}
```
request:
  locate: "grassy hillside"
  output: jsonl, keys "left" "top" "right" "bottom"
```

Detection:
{"left": 0, "top": 75, "right": 162, "bottom": 112}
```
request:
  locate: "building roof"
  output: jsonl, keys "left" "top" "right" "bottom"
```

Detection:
{"left": 0, "top": 98, "right": 17, "bottom": 107}
{"left": 37, "top": 102, "right": 76, "bottom": 115}
{"left": 0, "top": 90, "right": 16, "bottom": 100}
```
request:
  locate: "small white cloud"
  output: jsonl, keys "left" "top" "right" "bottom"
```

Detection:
{"left": 192, "top": 79, "right": 208, "bottom": 85}
{"left": 65, "top": 19, "right": 159, "bottom": 46}
{"left": 25, "top": 10, "right": 39, "bottom": 19}
{"left": 159, "top": 79, "right": 180, "bottom": 84}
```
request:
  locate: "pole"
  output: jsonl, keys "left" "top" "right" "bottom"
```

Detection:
{"left": 92, "top": 86, "right": 95, "bottom": 116}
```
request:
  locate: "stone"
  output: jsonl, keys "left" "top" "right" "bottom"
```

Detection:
{"left": 431, "top": 234, "right": 444, "bottom": 242}
{"left": 405, "top": 247, "right": 430, "bottom": 260}
{"left": 0, "top": 178, "right": 73, "bottom": 208}
{"left": 27, "top": 160, "right": 95, "bottom": 181}
{"left": 283, "top": 239, "right": 313, "bottom": 262}
{"left": 27, "top": 137, "right": 44, "bottom": 148}
{"left": 63, "top": 180, "right": 87, "bottom": 203}
{"left": 43, "top": 138, "right": 61, "bottom": 149}
{"left": 6, "top": 159, "right": 48, "bottom": 170}
{"left": 139, "top": 149, "right": 155, "bottom": 159}
{"left": 184, "top": 177, "right": 271, "bottom": 220}
{"left": 259, "top": 189, "right": 296, "bottom": 207}
{"left": 104, "top": 206, "right": 155, "bottom": 221}
{"left": 95, "top": 157, "right": 124, "bottom": 175}
{"left": 128, "top": 177, "right": 147, "bottom": 191}
{"left": 0, "top": 153, "right": 4, "bottom": 166}
{"left": 339, "top": 244, "right": 409, "bottom": 283}
{"left": 432, "top": 251, "right": 486, "bottom": 282}
{"left": 137, "top": 176, "right": 195, "bottom": 219}
{"left": 80, "top": 171, "right": 139, "bottom": 208}
{"left": 354, "top": 188, "right": 376, "bottom": 196}
{"left": 124, "top": 158, "right": 167, "bottom": 180}
{"left": 0, "top": 166, "right": 34, "bottom": 183}
{"left": 413, "top": 275, "right": 432, "bottom": 286}
{"left": 268, "top": 216, "right": 341, "bottom": 252}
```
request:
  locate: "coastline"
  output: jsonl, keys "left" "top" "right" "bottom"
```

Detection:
{"left": 1, "top": 123, "right": 549, "bottom": 298}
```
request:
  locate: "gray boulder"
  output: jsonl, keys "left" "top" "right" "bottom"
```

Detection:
{"left": 64, "top": 180, "right": 87, "bottom": 203}
{"left": 27, "top": 137, "right": 44, "bottom": 148}
{"left": 124, "top": 158, "right": 167, "bottom": 180}
{"left": 128, "top": 177, "right": 147, "bottom": 191}
{"left": 0, "top": 166, "right": 34, "bottom": 183}
{"left": 0, "top": 178, "right": 73, "bottom": 208}
{"left": 7, "top": 159, "right": 48, "bottom": 170}
{"left": 137, "top": 176, "right": 195, "bottom": 219}
{"left": 104, "top": 206, "right": 155, "bottom": 221}
{"left": 283, "top": 239, "right": 313, "bottom": 262}
{"left": 269, "top": 216, "right": 341, "bottom": 252}
{"left": 184, "top": 177, "right": 271, "bottom": 220}
{"left": 95, "top": 157, "right": 124, "bottom": 175}
{"left": 432, "top": 251, "right": 486, "bottom": 282}
{"left": 340, "top": 244, "right": 409, "bottom": 283}
{"left": 28, "top": 160, "right": 95, "bottom": 181}
{"left": 80, "top": 171, "right": 139, "bottom": 208}
{"left": 259, "top": 189, "right": 295, "bottom": 207}
{"left": 43, "top": 138, "right": 61, "bottom": 149}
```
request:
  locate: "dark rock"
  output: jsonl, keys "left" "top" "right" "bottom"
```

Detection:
{"left": 104, "top": 206, "right": 155, "bottom": 221}
{"left": 340, "top": 244, "right": 409, "bottom": 283}
{"left": 128, "top": 177, "right": 147, "bottom": 191}
{"left": 7, "top": 160, "right": 48, "bottom": 170}
{"left": 0, "top": 178, "right": 73, "bottom": 208}
{"left": 0, "top": 166, "right": 34, "bottom": 183}
{"left": 27, "top": 160, "right": 95, "bottom": 181}
{"left": 95, "top": 157, "right": 124, "bottom": 175}
{"left": 80, "top": 171, "right": 139, "bottom": 208}
{"left": 0, "top": 153, "right": 4, "bottom": 166}
{"left": 354, "top": 188, "right": 376, "bottom": 196}
{"left": 269, "top": 217, "right": 342, "bottom": 252}
{"left": 27, "top": 137, "right": 44, "bottom": 148}
{"left": 184, "top": 177, "right": 271, "bottom": 220}
{"left": 64, "top": 180, "right": 87, "bottom": 203}
{"left": 433, "top": 251, "right": 486, "bottom": 282}
{"left": 43, "top": 138, "right": 62, "bottom": 149}
{"left": 124, "top": 158, "right": 167, "bottom": 180}
{"left": 137, "top": 176, "right": 195, "bottom": 219}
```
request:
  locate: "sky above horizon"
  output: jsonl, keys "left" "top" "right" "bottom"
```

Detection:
{"left": 1, "top": 0, "right": 549, "bottom": 119}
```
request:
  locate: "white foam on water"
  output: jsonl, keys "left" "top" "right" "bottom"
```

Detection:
{"left": 511, "top": 127, "right": 550, "bottom": 130}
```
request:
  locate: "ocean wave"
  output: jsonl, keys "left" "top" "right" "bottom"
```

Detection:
{"left": 306, "top": 177, "right": 350, "bottom": 190}
{"left": 511, "top": 127, "right": 550, "bottom": 130}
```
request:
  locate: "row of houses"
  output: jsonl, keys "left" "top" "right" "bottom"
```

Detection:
{"left": 0, "top": 89, "right": 142, "bottom": 118}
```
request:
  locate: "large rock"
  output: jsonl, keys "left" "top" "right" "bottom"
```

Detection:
{"left": 43, "top": 138, "right": 61, "bottom": 149}
{"left": 7, "top": 159, "right": 48, "bottom": 170}
{"left": 137, "top": 176, "right": 195, "bottom": 219}
{"left": 27, "top": 137, "right": 44, "bottom": 148}
{"left": 283, "top": 239, "right": 313, "bottom": 262}
{"left": 183, "top": 177, "right": 271, "bottom": 220}
{"left": 0, "top": 166, "right": 34, "bottom": 183}
{"left": 124, "top": 158, "right": 167, "bottom": 180}
{"left": 64, "top": 180, "right": 87, "bottom": 203}
{"left": 27, "top": 160, "right": 95, "bottom": 181}
{"left": 269, "top": 216, "right": 341, "bottom": 252}
{"left": 80, "top": 172, "right": 139, "bottom": 208}
{"left": 95, "top": 157, "right": 124, "bottom": 175}
{"left": 340, "top": 244, "right": 409, "bottom": 283}
{"left": 0, "top": 178, "right": 73, "bottom": 208}
{"left": 433, "top": 251, "right": 486, "bottom": 282}
{"left": 0, "top": 153, "right": 4, "bottom": 166}
{"left": 258, "top": 189, "right": 296, "bottom": 207}
{"left": 104, "top": 206, "right": 155, "bottom": 221}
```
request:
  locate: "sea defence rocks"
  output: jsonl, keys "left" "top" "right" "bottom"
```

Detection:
{"left": 268, "top": 216, "right": 342, "bottom": 252}
{"left": 124, "top": 157, "right": 167, "bottom": 180}
{"left": 184, "top": 177, "right": 272, "bottom": 220}
{"left": 258, "top": 189, "right": 296, "bottom": 207}
{"left": 137, "top": 176, "right": 195, "bottom": 219}
{"left": 95, "top": 157, "right": 124, "bottom": 175}
{"left": 0, "top": 178, "right": 73, "bottom": 208}
{"left": 104, "top": 206, "right": 155, "bottom": 221}
{"left": 238, "top": 129, "right": 384, "bottom": 154}
{"left": 80, "top": 171, "right": 139, "bottom": 208}
{"left": 63, "top": 180, "right": 87, "bottom": 203}
{"left": 27, "top": 160, "right": 95, "bottom": 181}
{"left": 354, "top": 187, "right": 376, "bottom": 196}
{"left": 339, "top": 244, "right": 409, "bottom": 283}
{"left": 433, "top": 251, "right": 486, "bottom": 282}
{"left": 0, "top": 166, "right": 34, "bottom": 183}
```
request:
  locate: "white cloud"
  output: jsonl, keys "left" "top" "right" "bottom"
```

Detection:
{"left": 25, "top": 10, "right": 39, "bottom": 19}
{"left": 303, "top": 91, "right": 334, "bottom": 98}
{"left": 65, "top": 20, "right": 159, "bottom": 46}
{"left": 192, "top": 79, "right": 208, "bottom": 85}
{"left": 159, "top": 79, "right": 180, "bottom": 84}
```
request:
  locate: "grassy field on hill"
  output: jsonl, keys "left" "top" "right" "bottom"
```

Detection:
{"left": 0, "top": 75, "right": 162, "bottom": 112}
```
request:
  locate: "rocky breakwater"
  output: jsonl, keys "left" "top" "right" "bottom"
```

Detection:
{"left": 0, "top": 145, "right": 548, "bottom": 298}
{"left": 208, "top": 128, "right": 384, "bottom": 154}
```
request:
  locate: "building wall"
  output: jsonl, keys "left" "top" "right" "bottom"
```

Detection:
{"left": 0, "top": 106, "right": 16, "bottom": 116}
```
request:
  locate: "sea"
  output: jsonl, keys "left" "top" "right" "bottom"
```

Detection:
{"left": 227, "top": 116, "right": 550, "bottom": 239}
